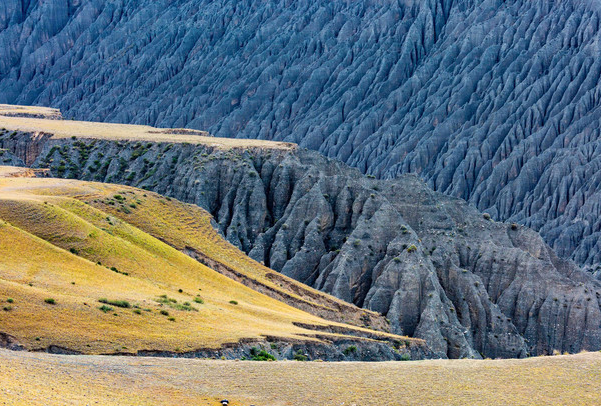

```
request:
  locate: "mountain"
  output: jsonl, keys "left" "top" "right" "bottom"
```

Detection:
{"left": 2, "top": 104, "right": 601, "bottom": 359}
{"left": 0, "top": 164, "right": 425, "bottom": 360}
{"left": 2, "top": 0, "right": 601, "bottom": 273}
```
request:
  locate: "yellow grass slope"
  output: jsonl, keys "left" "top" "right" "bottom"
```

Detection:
{"left": 0, "top": 104, "right": 62, "bottom": 119}
{"left": 0, "top": 168, "right": 408, "bottom": 353}
{"left": 0, "top": 104, "right": 295, "bottom": 150}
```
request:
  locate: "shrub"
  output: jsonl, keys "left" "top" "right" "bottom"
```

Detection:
{"left": 511, "top": 223, "right": 518, "bottom": 230}
{"left": 160, "top": 310, "right": 170, "bottom": 316}
{"left": 249, "top": 347, "right": 276, "bottom": 361}
{"left": 173, "top": 302, "right": 197, "bottom": 312}
{"left": 109, "top": 266, "right": 129, "bottom": 276}
{"left": 3, "top": 306, "right": 11, "bottom": 311}
{"left": 6, "top": 298, "right": 13, "bottom": 303}
{"left": 133, "top": 309, "right": 142, "bottom": 315}
{"left": 98, "top": 298, "right": 130, "bottom": 308}
{"left": 193, "top": 297, "right": 204, "bottom": 304}
{"left": 44, "top": 298, "right": 56, "bottom": 305}
{"left": 406, "top": 245, "right": 417, "bottom": 253}
{"left": 400, "top": 353, "right": 411, "bottom": 361}
{"left": 483, "top": 213, "right": 492, "bottom": 221}
{"left": 229, "top": 300, "right": 238, "bottom": 305}
{"left": 293, "top": 350, "right": 308, "bottom": 361}
{"left": 98, "top": 305, "right": 113, "bottom": 313}
{"left": 343, "top": 345, "right": 358, "bottom": 356}
{"left": 168, "top": 317, "right": 176, "bottom": 322}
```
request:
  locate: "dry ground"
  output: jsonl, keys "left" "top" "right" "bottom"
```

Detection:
{"left": 0, "top": 104, "right": 294, "bottom": 150}
{"left": 1, "top": 349, "right": 600, "bottom": 405}
{"left": 0, "top": 104, "right": 62, "bottom": 119}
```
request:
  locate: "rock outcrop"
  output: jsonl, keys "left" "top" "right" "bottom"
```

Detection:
{"left": 3, "top": 129, "right": 601, "bottom": 359}
{"left": 3, "top": 0, "right": 601, "bottom": 272}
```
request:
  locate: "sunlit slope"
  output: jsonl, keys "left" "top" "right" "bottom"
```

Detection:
{"left": 0, "top": 172, "right": 408, "bottom": 354}
{"left": 0, "top": 104, "right": 62, "bottom": 120}
{"left": 78, "top": 180, "right": 386, "bottom": 328}
{"left": 0, "top": 104, "right": 294, "bottom": 150}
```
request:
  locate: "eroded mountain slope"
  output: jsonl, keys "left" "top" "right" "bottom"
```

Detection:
{"left": 3, "top": 0, "right": 601, "bottom": 270}
{"left": 2, "top": 112, "right": 600, "bottom": 359}
{"left": 0, "top": 167, "right": 416, "bottom": 360}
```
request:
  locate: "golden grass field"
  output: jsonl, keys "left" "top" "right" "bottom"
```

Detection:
{"left": 0, "top": 167, "right": 408, "bottom": 354}
{"left": 1, "top": 349, "right": 600, "bottom": 405}
{"left": 0, "top": 104, "right": 295, "bottom": 150}
{"left": 0, "top": 104, "right": 62, "bottom": 119}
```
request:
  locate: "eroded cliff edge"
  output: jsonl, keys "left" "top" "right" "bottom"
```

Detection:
{"left": 3, "top": 130, "right": 600, "bottom": 359}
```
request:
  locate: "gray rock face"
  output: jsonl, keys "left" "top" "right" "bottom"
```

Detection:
{"left": 3, "top": 130, "right": 601, "bottom": 359}
{"left": 0, "top": 147, "right": 23, "bottom": 166}
{"left": 2, "top": 0, "right": 601, "bottom": 274}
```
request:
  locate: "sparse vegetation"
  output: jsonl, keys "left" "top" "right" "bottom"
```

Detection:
{"left": 249, "top": 347, "right": 276, "bottom": 361}
{"left": 343, "top": 345, "right": 357, "bottom": 355}
{"left": 98, "top": 298, "right": 131, "bottom": 308}
{"left": 293, "top": 350, "right": 308, "bottom": 361}
{"left": 155, "top": 295, "right": 197, "bottom": 311}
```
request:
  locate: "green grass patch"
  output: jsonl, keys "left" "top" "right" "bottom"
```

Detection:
{"left": 98, "top": 298, "right": 131, "bottom": 308}
{"left": 98, "top": 305, "right": 113, "bottom": 313}
{"left": 249, "top": 347, "right": 276, "bottom": 361}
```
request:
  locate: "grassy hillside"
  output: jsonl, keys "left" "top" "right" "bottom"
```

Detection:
{"left": 0, "top": 104, "right": 294, "bottom": 150}
{"left": 0, "top": 104, "right": 62, "bottom": 119}
{"left": 1, "top": 349, "right": 600, "bottom": 405}
{"left": 0, "top": 167, "right": 408, "bottom": 354}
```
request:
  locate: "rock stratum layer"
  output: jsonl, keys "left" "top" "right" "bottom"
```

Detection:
{"left": 3, "top": 0, "right": 601, "bottom": 272}
{"left": 3, "top": 122, "right": 601, "bottom": 359}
